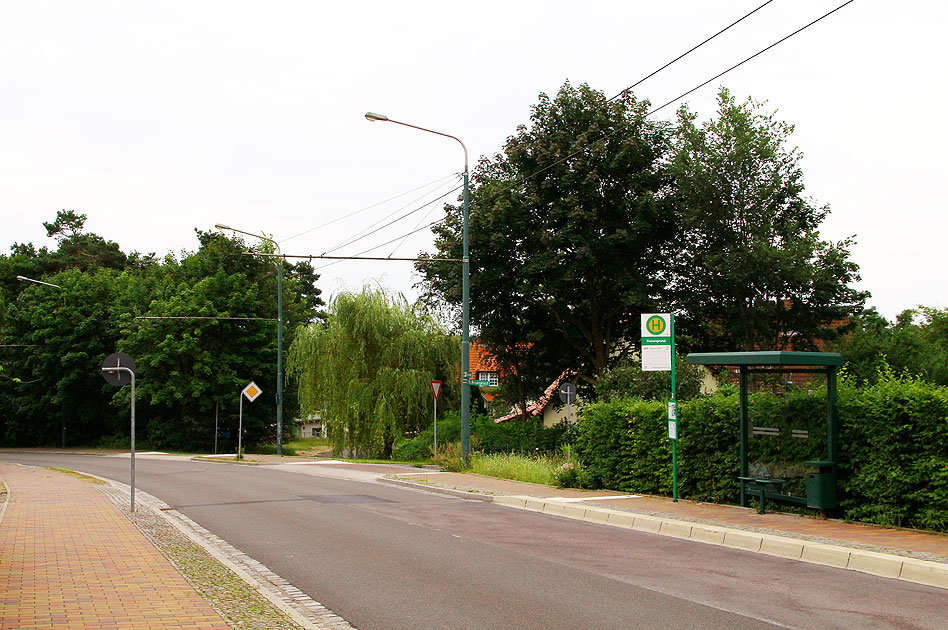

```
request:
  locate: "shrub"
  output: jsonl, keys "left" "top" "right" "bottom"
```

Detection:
{"left": 431, "top": 441, "right": 468, "bottom": 472}
{"left": 595, "top": 356, "right": 704, "bottom": 402}
{"left": 838, "top": 370, "right": 948, "bottom": 531}
{"left": 574, "top": 367, "right": 948, "bottom": 533}
{"left": 392, "top": 411, "right": 575, "bottom": 461}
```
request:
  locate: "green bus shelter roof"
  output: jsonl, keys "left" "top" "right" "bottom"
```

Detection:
{"left": 685, "top": 351, "right": 842, "bottom": 367}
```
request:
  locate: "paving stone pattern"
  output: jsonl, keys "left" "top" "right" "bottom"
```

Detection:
{"left": 99, "top": 482, "right": 354, "bottom": 630}
{"left": 0, "top": 464, "right": 231, "bottom": 630}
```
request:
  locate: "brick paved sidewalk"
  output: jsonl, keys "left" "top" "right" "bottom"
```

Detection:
{"left": 0, "top": 463, "right": 231, "bottom": 630}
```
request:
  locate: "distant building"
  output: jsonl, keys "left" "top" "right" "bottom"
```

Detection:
{"left": 297, "top": 415, "right": 324, "bottom": 438}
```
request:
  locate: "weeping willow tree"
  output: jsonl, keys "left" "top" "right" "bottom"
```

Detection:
{"left": 287, "top": 287, "right": 459, "bottom": 458}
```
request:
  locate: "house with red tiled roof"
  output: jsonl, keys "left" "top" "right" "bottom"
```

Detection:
{"left": 469, "top": 341, "right": 502, "bottom": 402}
{"left": 469, "top": 341, "right": 578, "bottom": 427}
{"left": 493, "top": 369, "right": 578, "bottom": 427}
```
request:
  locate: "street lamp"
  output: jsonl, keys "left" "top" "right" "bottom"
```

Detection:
{"left": 16, "top": 275, "right": 65, "bottom": 447}
{"left": 365, "top": 111, "right": 472, "bottom": 462}
{"left": 16, "top": 275, "right": 61, "bottom": 289}
{"left": 214, "top": 224, "right": 285, "bottom": 455}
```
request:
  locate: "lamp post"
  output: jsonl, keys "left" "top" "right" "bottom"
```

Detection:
{"left": 214, "top": 224, "right": 285, "bottom": 455}
{"left": 16, "top": 275, "right": 65, "bottom": 447}
{"left": 16, "top": 275, "right": 62, "bottom": 289}
{"left": 365, "top": 112, "right": 471, "bottom": 462}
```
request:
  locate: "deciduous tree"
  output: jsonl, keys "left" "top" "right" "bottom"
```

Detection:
{"left": 418, "top": 82, "right": 676, "bottom": 391}
{"left": 288, "top": 287, "right": 458, "bottom": 458}
{"left": 670, "top": 88, "right": 867, "bottom": 351}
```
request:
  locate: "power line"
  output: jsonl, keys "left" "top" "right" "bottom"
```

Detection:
{"left": 388, "top": 193, "right": 446, "bottom": 258}
{"left": 325, "top": 1, "right": 855, "bottom": 265}
{"left": 647, "top": 0, "right": 856, "bottom": 115}
{"left": 136, "top": 316, "right": 278, "bottom": 322}
{"left": 320, "top": 176, "right": 461, "bottom": 255}
{"left": 254, "top": 253, "right": 462, "bottom": 262}
{"left": 313, "top": 217, "right": 450, "bottom": 271}
{"left": 495, "top": 0, "right": 857, "bottom": 197}
{"left": 609, "top": 0, "right": 777, "bottom": 101}
{"left": 321, "top": 183, "right": 462, "bottom": 256}
{"left": 278, "top": 172, "right": 459, "bottom": 244}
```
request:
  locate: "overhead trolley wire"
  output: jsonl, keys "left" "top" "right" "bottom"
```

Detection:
{"left": 302, "top": 0, "right": 856, "bottom": 265}
{"left": 608, "top": 0, "right": 777, "bottom": 101}
{"left": 493, "top": 0, "right": 857, "bottom": 198}
{"left": 320, "top": 177, "right": 462, "bottom": 256}
{"left": 320, "top": 182, "right": 463, "bottom": 256}
{"left": 292, "top": 0, "right": 786, "bottom": 261}
{"left": 278, "top": 171, "right": 460, "bottom": 244}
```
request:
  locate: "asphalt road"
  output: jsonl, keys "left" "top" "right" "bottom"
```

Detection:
{"left": 2, "top": 452, "right": 945, "bottom": 630}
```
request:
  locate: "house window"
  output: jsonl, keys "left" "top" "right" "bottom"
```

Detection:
{"left": 479, "top": 371, "right": 499, "bottom": 387}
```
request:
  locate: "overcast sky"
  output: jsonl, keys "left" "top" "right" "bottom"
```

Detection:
{"left": 2, "top": 1, "right": 945, "bottom": 321}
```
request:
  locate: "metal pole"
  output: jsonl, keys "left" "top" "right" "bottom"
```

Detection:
{"left": 100, "top": 366, "right": 136, "bottom": 511}
{"left": 276, "top": 256, "right": 283, "bottom": 455}
{"left": 460, "top": 167, "right": 470, "bottom": 463}
{"left": 364, "top": 114, "right": 471, "bottom": 464}
{"left": 214, "top": 402, "right": 219, "bottom": 455}
{"left": 130, "top": 371, "right": 136, "bottom": 512}
{"left": 213, "top": 225, "right": 283, "bottom": 454}
{"left": 238, "top": 393, "right": 243, "bottom": 461}
{"left": 739, "top": 365, "right": 749, "bottom": 507}
{"left": 670, "top": 313, "right": 677, "bottom": 502}
{"left": 827, "top": 365, "right": 838, "bottom": 463}
{"left": 433, "top": 396, "right": 438, "bottom": 453}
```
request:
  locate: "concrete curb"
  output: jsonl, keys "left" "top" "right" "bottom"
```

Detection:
{"left": 387, "top": 480, "right": 948, "bottom": 590}
{"left": 377, "top": 475, "right": 495, "bottom": 501}
{"left": 80, "top": 471, "right": 353, "bottom": 629}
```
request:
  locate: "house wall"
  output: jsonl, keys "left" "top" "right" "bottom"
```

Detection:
{"left": 298, "top": 418, "right": 323, "bottom": 438}
{"left": 542, "top": 401, "right": 579, "bottom": 428}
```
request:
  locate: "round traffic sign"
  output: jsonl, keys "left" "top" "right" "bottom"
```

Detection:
{"left": 101, "top": 352, "right": 136, "bottom": 386}
{"left": 558, "top": 381, "right": 576, "bottom": 404}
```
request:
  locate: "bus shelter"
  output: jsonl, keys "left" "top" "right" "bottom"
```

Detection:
{"left": 686, "top": 351, "right": 842, "bottom": 513}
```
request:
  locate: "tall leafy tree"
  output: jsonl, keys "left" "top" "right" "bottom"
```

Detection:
{"left": 1, "top": 218, "right": 323, "bottom": 450}
{"left": 418, "top": 82, "right": 676, "bottom": 391}
{"left": 830, "top": 306, "right": 948, "bottom": 385}
{"left": 670, "top": 88, "right": 867, "bottom": 351}
{"left": 116, "top": 231, "right": 323, "bottom": 450}
{"left": 288, "top": 287, "right": 458, "bottom": 458}
{"left": 0, "top": 267, "right": 124, "bottom": 446}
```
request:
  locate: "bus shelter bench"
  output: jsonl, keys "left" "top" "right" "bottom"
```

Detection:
{"left": 739, "top": 476, "right": 788, "bottom": 514}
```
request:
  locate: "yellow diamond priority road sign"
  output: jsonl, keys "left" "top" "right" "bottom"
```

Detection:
{"left": 242, "top": 381, "right": 262, "bottom": 402}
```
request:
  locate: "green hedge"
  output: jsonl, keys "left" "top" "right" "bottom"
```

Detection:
{"left": 576, "top": 396, "right": 740, "bottom": 503}
{"left": 393, "top": 411, "right": 575, "bottom": 461}
{"left": 839, "top": 374, "right": 948, "bottom": 531}
{"left": 576, "top": 373, "right": 948, "bottom": 532}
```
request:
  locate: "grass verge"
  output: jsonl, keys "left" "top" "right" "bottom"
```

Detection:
{"left": 44, "top": 466, "right": 108, "bottom": 484}
{"left": 468, "top": 453, "right": 565, "bottom": 486}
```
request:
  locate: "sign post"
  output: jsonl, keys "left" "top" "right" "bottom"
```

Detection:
{"left": 239, "top": 382, "right": 262, "bottom": 460}
{"left": 559, "top": 381, "right": 576, "bottom": 425}
{"left": 101, "top": 352, "right": 137, "bottom": 512}
{"left": 430, "top": 380, "right": 442, "bottom": 452}
{"left": 642, "top": 313, "right": 678, "bottom": 502}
